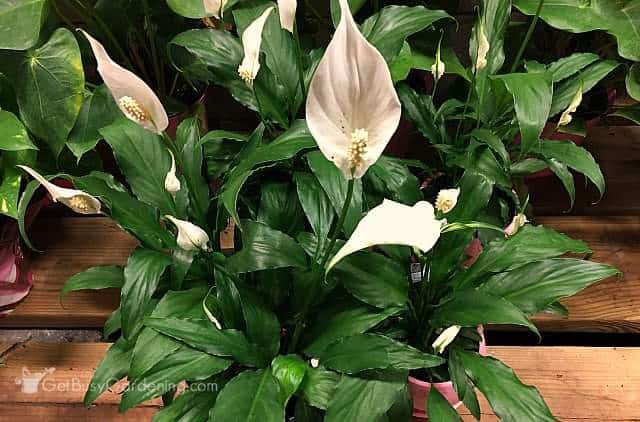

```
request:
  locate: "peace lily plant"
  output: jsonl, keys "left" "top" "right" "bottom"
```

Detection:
{"left": 8, "top": 0, "right": 625, "bottom": 421}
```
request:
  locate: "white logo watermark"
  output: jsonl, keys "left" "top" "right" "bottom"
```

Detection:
{"left": 15, "top": 367, "right": 56, "bottom": 394}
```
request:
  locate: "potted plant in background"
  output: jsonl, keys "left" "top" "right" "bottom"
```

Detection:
{"left": 12, "top": 0, "right": 620, "bottom": 420}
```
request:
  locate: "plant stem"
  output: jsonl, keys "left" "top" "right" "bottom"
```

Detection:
{"left": 510, "top": 0, "right": 545, "bottom": 73}
{"left": 293, "top": 26, "right": 307, "bottom": 110}
{"left": 319, "top": 178, "right": 355, "bottom": 269}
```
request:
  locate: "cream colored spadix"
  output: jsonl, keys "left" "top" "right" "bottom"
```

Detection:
{"left": 558, "top": 83, "right": 583, "bottom": 126}
{"left": 18, "top": 166, "right": 102, "bottom": 215}
{"left": 164, "top": 150, "right": 181, "bottom": 196}
{"left": 475, "top": 24, "right": 489, "bottom": 71}
{"left": 435, "top": 188, "right": 459, "bottom": 214}
{"left": 277, "top": 0, "right": 296, "bottom": 33}
{"left": 166, "top": 216, "right": 210, "bottom": 251}
{"left": 204, "top": 0, "right": 225, "bottom": 18}
{"left": 326, "top": 200, "right": 443, "bottom": 272}
{"left": 238, "top": 6, "right": 275, "bottom": 86}
{"left": 305, "top": 0, "right": 401, "bottom": 180}
{"left": 78, "top": 30, "right": 168, "bottom": 134}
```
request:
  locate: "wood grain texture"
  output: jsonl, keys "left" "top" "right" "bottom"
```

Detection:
{"left": 0, "top": 218, "right": 137, "bottom": 328}
{"left": 1, "top": 343, "right": 638, "bottom": 421}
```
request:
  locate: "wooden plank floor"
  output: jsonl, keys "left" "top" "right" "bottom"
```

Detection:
{"left": 1, "top": 342, "right": 638, "bottom": 421}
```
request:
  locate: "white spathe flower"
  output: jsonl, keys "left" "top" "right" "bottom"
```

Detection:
{"left": 504, "top": 213, "right": 529, "bottom": 237}
{"left": 18, "top": 166, "right": 101, "bottom": 215}
{"left": 435, "top": 188, "right": 460, "bottom": 214}
{"left": 306, "top": 0, "right": 401, "bottom": 180}
{"left": 166, "top": 215, "right": 210, "bottom": 251}
{"left": 310, "top": 358, "right": 320, "bottom": 368}
{"left": 431, "top": 41, "right": 445, "bottom": 82}
{"left": 277, "top": 0, "right": 296, "bottom": 33}
{"left": 164, "top": 150, "right": 181, "bottom": 196}
{"left": 79, "top": 30, "right": 168, "bottom": 134}
{"left": 203, "top": 299, "right": 223, "bottom": 329}
{"left": 475, "top": 24, "right": 489, "bottom": 71}
{"left": 204, "top": 0, "right": 225, "bottom": 18}
{"left": 327, "top": 199, "right": 443, "bottom": 272}
{"left": 558, "top": 84, "right": 583, "bottom": 126}
{"left": 237, "top": 6, "right": 275, "bottom": 86}
{"left": 432, "top": 325, "right": 461, "bottom": 354}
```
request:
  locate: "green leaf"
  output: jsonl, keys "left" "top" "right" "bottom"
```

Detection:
{"left": 202, "top": 130, "right": 248, "bottom": 180}
{"left": 389, "top": 43, "right": 470, "bottom": 84}
{"left": 365, "top": 156, "right": 421, "bottom": 204}
{"left": 1, "top": 149, "right": 35, "bottom": 219}
{"left": 121, "top": 249, "right": 171, "bottom": 340}
{"left": 325, "top": 370, "right": 407, "bottom": 422}
{"left": 431, "top": 290, "right": 538, "bottom": 335}
{"left": 546, "top": 53, "right": 600, "bottom": 83}
{"left": 306, "top": 151, "right": 363, "bottom": 236}
{"left": 453, "top": 224, "right": 591, "bottom": 289}
{"left": 166, "top": 0, "right": 208, "bottom": 18}
{"left": 0, "top": 0, "right": 46, "bottom": 50}
{"left": 492, "top": 73, "right": 553, "bottom": 155}
{"left": 121, "top": 346, "right": 230, "bottom": 411}
{"left": 299, "top": 367, "right": 340, "bottom": 410}
{"left": 17, "top": 179, "right": 41, "bottom": 249}
{"left": 226, "top": 220, "right": 307, "bottom": 273}
{"left": 514, "top": 0, "right": 640, "bottom": 61}
{"left": 454, "top": 146, "right": 511, "bottom": 188}
{"left": 152, "top": 389, "right": 218, "bottom": 422}
{"left": 458, "top": 350, "right": 556, "bottom": 421}
{"left": 479, "top": 258, "right": 619, "bottom": 315}
{"left": 258, "top": 182, "right": 303, "bottom": 234}
{"left": 534, "top": 140, "right": 605, "bottom": 198}
{"left": 0, "top": 110, "right": 37, "bottom": 150}
{"left": 330, "top": 0, "right": 367, "bottom": 27}
{"left": 221, "top": 120, "right": 316, "bottom": 227}
{"left": 470, "top": 128, "right": 509, "bottom": 165}
{"left": 334, "top": 251, "right": 408, "bottom": 309}
{"left": 396, "top": 83, "right": 440, "bottom": 142}
{"left": 84, "top": 338, "right": 132, "bottom": 406}
{"left": 295, "top": 172, "right": 334, "bottom": 241}
{"left": 626, "top": 63, "right": 640, "bottom": 102}
{"left": 318, "top": 334, "right": 444, "bottom": 374}
{"left": 103, "top": 307, "right": 121, "bottom": 338}
{"left": 239, "top": 287, "right": 280, "bottom": 361}
{"left": 144, "top": 316, "right": 262, "bottom": 366}
{"left": 176, "top": 118, "right": 210, "bottom": 225}
{"left": 361, "top": 5, "right": 451, "bottom": 62}
{"left": 428, "top": 387, "right": 463, "bottom": 421}
{"left": 449, "top": 347, "right": 481, "bottom": 420}
{"left": 7, "top": 28, "right": 84, "bottom": 156}
{"left": 170, "top": 28, "right": 255, "bottom": 110}
{"left": 61, "top": 265, "right": 124, "bottom": 297}
{"left": 271, "top": 354, "right": 307, "bottom": 404}
{"left": 210, "top": 369, "right": 285, "bottom": 422}
{"left": 510, "top": 158, "right": 548, "bottom": 175}
{"left": 546, "top": 158, "right": 575, "bottom": 208}
{"left": 611, "top": 104, "right": 640, "bottom": 125}
{"left": 304, "top": 301, "right": 402, "bottom": 357}
{"left": 67, "top": 85, "right": 120, "bottom": 160}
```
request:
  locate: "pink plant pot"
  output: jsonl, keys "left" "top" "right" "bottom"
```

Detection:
{"left": 408, "top": 326, "right": 488, "bottom": 421}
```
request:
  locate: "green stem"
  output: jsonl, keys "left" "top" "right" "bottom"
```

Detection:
{"left": 293, "top": 26, "right": 307, "bottom": 107}
{"left": 510, "top": 0, "right": 545, "bottom": 73}
{"left": 320, "top": 178, "right": 355, "bottom": 269}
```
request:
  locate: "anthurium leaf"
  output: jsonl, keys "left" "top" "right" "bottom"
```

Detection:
{"left": 514, "top": 0, "right": 640, "bottom": 61}
{"left": 431, "top": 290, "right": 538, "bottom": 335}
{"left": 334, "top": 251, "right": 408, "bottom": 309}
{"left": 626, "top": 63, "right": 640, "bottom": 102}
{"left": 210, "top": 369, "right": 285, "bottom": 422}
{"left": 170, "top": 29, "right": 256, "bottom": 110}
{"left": 144, "top": 316, "right": 263, "bottom": 366}
{"left": 546, "top": 158, "right": 575, "bottom": 208}
{"left": 492, "top": 72, "right": 553, "bottom": 156}
{"left": 67, "top": 85, "right": 120, "bottom": 161}
{"left": 0, "top": 0, "right": 47, "bottom": 50}
{"left": 428, "top": 387, "right": 463, "bottom": 421}
{"left": 365, "top": 156, "right": 421, "bottom": 205}
{"left": 295, "top": 172, "right": 334, "bottom": 241}
{"left": 457, "top": 350, "right": 556, "bottom": 422}
{"left": 74, "top": 172, "right": 174, "bottom": 251}
{"left": 6, "top": 28, "right": 84, "bottom": 156}
{"left": 550, "top": 60, "right": 619, "bottom": 116}
{"left": 120, "top": 249, "right": 171, "bottom": 340}
{"left": 546, "top": 53, "right": 600, "bottom": 83}
{"left": 83, "top": 338, "right": 132, "bottom": 406}
{"left": 318, "top": 334, "right": 444, "bottom": 374}
{"left": 299, "top": 367, "right": 340, "bottom": 410}
{"left": 306, "top": 151, "right": 363, "bottom": 236}
{"left": 361, "top": 5, "right": 451, "bottom": 62}
{"left": 325, "top": 370, "right": 407, "bottom": 422}
{"left": 121, "top": 346, "right": 231, "bottom": 411}
{"left": 271, "top": 354, "right": 307, "bottom": 404}
{"left": 479, "top": 258, "right": 619, "bottom": 315}
{"left": 534, "top": 140, "right": 605, "bottom": 198}
{"left": 61, "top": 265, "right": 124, "bottom": 297}
{"left": 0, "top": 110, "right": 37, "bottom": 151}
{"left": 453, "top": 224, "right": 590, "bottom": 290}
{"left": 304, "top": 301, "right": 402, "bottom": 357}
{"left": 226, "top": 220, "right": 307, "bottom": 273}
{"left": 152, "top": 389, "right": 218, "bottom": 422}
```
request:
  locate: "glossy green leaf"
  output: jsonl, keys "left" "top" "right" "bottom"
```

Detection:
{"left": 239, "top": 287, "right": 280, "bottom": 361}
{"left": 258, "top": 182, "right": 304, "bottom": 235}
{"left": 8, "top": 28, "right": 84, "bottom": 156}
{"left": 361, "top": 5, "right": 451, "bottom": 62}
{"left": 514, "top": 0, "right": 640, "bottom": 61}
{"left": 492, "top": 73, "right": 553, "bottom": 155}
{"left": 546, "top": 158, "right": 575, "bottom": 208}
{"left": 431, "top": 290, "right": 538, "bottom": 334}
{"left": 510, "top": 158, "right": 548, "bottom": 175}
{"left": 210, "top": 369, "right": 285, "bottom": 422}
{"left": 319, "top": 334, "right": 444, "bottom": 374}
{"left": 428, "top": 387, "right": 463, "bottom": 421}
{"left": 611, "top": 104, "right": 640, "bottom": 125}
{"left": 365, "top": 156, "right": 421, "bottom": 204}
{"left": 0, "top": 110, "right": 36, "bottom": 150}
{"left": 295, "top": 172, "right": 334, "bottom": 241}
{"left": 449, "top": 346, "right": 481, "bottom": 420}
{"left": 470, "top": 128, "right": 509, "bottom": 165}
{"left": 176, "top": 118, "right": 210, "bottom": 226}
{"left": 0, "top": 0, "right": 46, "bottom": 50}
{"left": 17, "top": 179, "right": 40, "bottom": 250}
{"left": 166, "top": 0, "right": 208, "bottom": 18}
{"left": 61, "top": 266, "right": 124, "bottom": 297}
{"left": 202, "top": 130, "right": 248, "bottom": 180}
{"left": 271, "top": 354, "right": 307, "bottom": 404}
{"left": 546, "top": 53, "right": 599, "bottom": 83}
{"left": 121, "top": 249, "right": 171, "bottom": 340}
{"left": 390, "top": 43, "right": 470, "bottom": 83}
{"left": 84, "top": 338, "right": 132, "bottom": 406}
{"left": 299, "top": 367, "right": 340, "bottom": 410}
{"left": 152, "top": 389, "right": 218, "bottom": 422}
{"left": 454, "top": 146, "right": 510, "bottom": 188}
{"left": 1, "top": 149, "right": 35, "bottom": 219}
{"left": 458, "top": 350, "right": 556, "bottom": 421}
{"left": 396, "top": 83, "right": 440, "bottom": 142}
{"left": 479, "top": 258, "right": 619, "bottom": 315}
{"left": 626, "top": 63, "right": 640, "bottom": 102}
